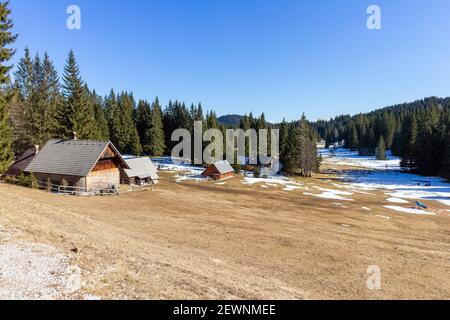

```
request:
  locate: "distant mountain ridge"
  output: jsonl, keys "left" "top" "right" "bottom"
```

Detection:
{"left": 217, "top": 114, "right": 243, "bottom": 126}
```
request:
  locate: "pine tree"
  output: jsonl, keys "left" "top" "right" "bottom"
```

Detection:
{"left": 400, "top": 114, "right": 418, "bottom": 171}
{"left": 345, "top": 122, "right": 359, "bottom": 150}
{"left": 135, "top": 99, "right": 151, "bottom": 147}
{"left": 12, "top": 48, "right": 33, "bottom": 151}
{"left": 279, "top": 119, "right": 289, "bottom": 164}
{"left": 116, "top": 92, "right": 142, "bottom": 155}
{"left": 14, "top": 47, "right": 33, "bottom": 101}
{"left": 441, "top": 116, "right": 450, "bottom": 179}
{"left": 284, "top": 115, "right": 318, "bottom": 177}
{"left": 415, "top": 107, "right": 440, "bottom": 176}
{"left": 105, "top": 89, "right": 120, "bottom": 145}
{"left": 26, "top": 52, "right": 61, "bottom": 145}
{"left": 0, "top": 1, "right": 16, "bottom": 172}
{"left": 90, "top": 90, "right": 109, "bottom": 140}
{"left": 0, "top": 1, "right": 16, "bottom": 84}
{"left": 59, "top": 50, "right": 98, "bottom": 139}
{"left": 6, "top": 86, "right": 29, "bottom": 155}
{"left": 375, "top": 135, "right": 386, "bottom": 160}
{"left": 146, "top": 97, "right": 165, "bottom": 156}
{"left": 0, "top": 93, "right": 13, "bottom": 172}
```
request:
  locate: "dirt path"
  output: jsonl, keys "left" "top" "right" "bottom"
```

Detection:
{"left": 0, "top": 173, "right": 449, "bottom": 299}
{"left": 0, "top": 224, "right": 82, "bottom": 299}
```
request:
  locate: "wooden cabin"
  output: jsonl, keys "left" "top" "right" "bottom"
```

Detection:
{"left": 121, "top": 157, "right": 159, "bottom": 186}
{"left": 202, "top": 161, "right": 234, "bottom": 180}
{"left": 24, "top": 139, "right": 129, "bottom": 192}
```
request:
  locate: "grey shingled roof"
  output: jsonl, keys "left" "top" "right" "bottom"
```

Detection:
{"left": 25, "top": 139, "right": 127, "bottom": 177}
{"left": 213, "top": 161, "right": 234, "bottom": 174}
{"left": 124, "top": 157, "right": 159, "bottom": 180}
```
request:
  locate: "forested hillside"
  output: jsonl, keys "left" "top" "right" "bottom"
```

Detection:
{"left": 313, "top": 97, "right": 450, "bottom": 179}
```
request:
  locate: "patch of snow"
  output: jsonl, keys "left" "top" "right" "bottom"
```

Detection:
{"left": 266, "top": 183, "right": 281, "bottom": 187}
{"left": 362, "top": 207, "right": 372, "bottom": 211}
{"left": 242, "top": 177, "right": 303, "bottom": 193}
{"left": 375, "top": 215, "right": 391, "bottom": 220}
{"left": 283, "top": 185, "right": 302, "bottom": 191}
{"left": 243, "top": 177, "right": 302, "bottom": 186}
{"left": 303, "top": 192, "right": 353, "bottom": 201}
{"left": 322, "top": 149, "right": 450, "bottom": 208}
{"left": 341, "top": 224, "right": 352, "bottom": 228}
{"left": 312, "top": 186, "right": 354, "bottom": 196}
{"left": 153, "top": 157, "right": 206, "bottom": 183}
{"left": 321, "top": 148, "right": 401, "bottom": 170}
{"left": 383, "top": 206, "right": 436, "bottom": 216}
{"left": 386, "top": 197, "right": 409, "bottom": 204}
{"left": 174, "top": 174, "right": 206, "bottom": 183}
{"left": 215, "top": 182, "right": 227, "bottom": 185}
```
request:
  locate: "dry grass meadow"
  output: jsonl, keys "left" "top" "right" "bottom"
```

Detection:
{"left": 0, "top": 169, "right": 449, "bottom": 300}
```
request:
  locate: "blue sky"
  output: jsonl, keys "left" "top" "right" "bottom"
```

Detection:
{"left": 9, "top": 0, "right": 450, "bottom": 122}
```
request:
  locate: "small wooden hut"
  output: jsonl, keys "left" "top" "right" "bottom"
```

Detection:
{"left": 202, "top": 161, "right": 234, "bottom": 180}
{"left": 121, "top": 157, "right": 159, "bottom": 186}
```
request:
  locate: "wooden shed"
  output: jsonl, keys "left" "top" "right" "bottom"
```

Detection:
{"left": 202, "top": 161, "right": 234, "bottom": 180}
{"left": 121, "top": 157, "right": 159, "bottom": 186}
{"left": 24, "top": 139, "right": 129, "bottom": 192}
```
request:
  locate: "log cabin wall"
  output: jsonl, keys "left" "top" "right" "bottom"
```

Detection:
{"left": 34, "top": 173, "right": 84, "bottom": 187}
{"left": 86, "top": 146, "right": 121, "bottom": 189}
{"left": 86, "top": 168, "right": 120, "bottom": 189}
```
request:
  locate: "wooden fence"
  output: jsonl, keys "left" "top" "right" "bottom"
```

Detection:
{"left": 1, "top": 175, "right": 119, "bottom": 196}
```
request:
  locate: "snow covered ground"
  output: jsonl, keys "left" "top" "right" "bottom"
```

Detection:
{"left": 152, "top": 152, "right": 450, "bottom": 212}
{"left": 152, "top": 157, "right": 206, "bottom": 182}
{"left": 321, "top": 148, "right": 450, "bottom": 209}
{"left": 303, "top": 186, "right": 354, "bottom": 201}
{"left": 320, "top": 148, "right": 401, "bottom": 170}
{"left": 242, "top": 177, "right": 304, "bottom": 192}
{"left": 383, "top": 206, "right": 436, "bottom": 216}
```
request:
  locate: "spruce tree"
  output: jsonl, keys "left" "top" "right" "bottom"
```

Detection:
{"left": 116, "top": 92, "right": 142, "bottom": 155}
{"left": 12, "top": 48, "right": 33, "bottom": 151}
{"left": 135, "top": 99, "right": 151, "bottom": 147}
{"left": 0, "top": 1, "right": 16, "bottom": 172}
{"left": 400, "top": 114, "right": 418, "bottom": 171}
{"left": 375, "top": 135, "right": 386, "bottom": 160}
{"left": 60, "top": 50, "right": 97, "bottom": 139}
{"left": 0, "top": 93, "right": 12, "bottom": 172}
{"left": 279, "top": 119, "right": 289, "bottom": 164}
{"left": 90, "top": 90, "right": 109, "bottom": 140}
{"left": 7, "top": 86, "right": 29, "bottom": 155}
{"left": 14, "top": 47, "right": 33, "bottom": 101}
{"left": 146, "top": 97, "right": 165, "bottom": 156}
{"left": 105, "top": 89, "right": 121, "bottom": 146}
{"left": 26, "top": 53, "right": 61, "bottom": 146}
{"left": 284, "top": 115, "right": 318, "bottom": 177}
{"left": 441, "top": 119, "right": 450, "bottom": 179}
